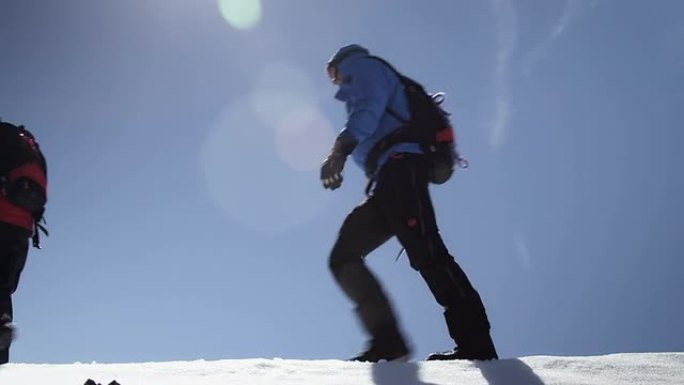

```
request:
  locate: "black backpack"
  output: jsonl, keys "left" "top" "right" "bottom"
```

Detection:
{"left": 0, "top": 120, "right": 48, "bottom": 247}
{"left": 364, "top": 56, "right": 467, "bottom": 184}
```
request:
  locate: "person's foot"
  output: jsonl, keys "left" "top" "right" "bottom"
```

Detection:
{"left": 427, "top": 346, "right": 498, "bottom": 361}
{"left": 350, "top": 338, "right": 411, "bottom": 362}
{"left": 0, "top": 319, "right": 14, "bottom": 364}
{"left": 0, "top": 322, "right": 13, "bottom": 351}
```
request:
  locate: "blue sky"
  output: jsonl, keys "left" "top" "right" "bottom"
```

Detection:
{"left": 1, "top": 0, "right": 682, "bottom": 363}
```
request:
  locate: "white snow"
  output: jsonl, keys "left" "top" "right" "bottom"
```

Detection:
{"left": 1, "top": 353, "right": 682, "bottom": 385}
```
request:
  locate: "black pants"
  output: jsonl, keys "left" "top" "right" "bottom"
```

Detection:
{"left": 0, "top": 223, "right": 30, "bottom": 364}
{"left": 329, "top": 154, "right": 492, "bottom": 348}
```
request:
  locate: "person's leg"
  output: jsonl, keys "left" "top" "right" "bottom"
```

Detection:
{"left": 0, "top": 314, "right": 11, "bottom": 364}
{"left": 0, "top": 224, "right": 29, "bottom": 364}
{"left": 375, "top": 155, "right": 497, "bottom": 360}
{"left": 419, "top": 253, "right": 498, "bottom": 360}
{"left": 329, "top": 198, "right": 409, "bottom": 361}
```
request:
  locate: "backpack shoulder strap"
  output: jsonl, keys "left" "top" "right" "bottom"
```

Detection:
{"left": 363, "top": 56, "right": 412, "bottom": 124}
{"left": 365, "top": 55, "right": 401, "bottom": 76}
{"left": 365, "top": 55, "right": 417, "bottom": 89}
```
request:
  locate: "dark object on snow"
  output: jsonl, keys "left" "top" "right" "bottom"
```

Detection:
{"left": 83, "top": 380, "right": 121, "bottom": 385}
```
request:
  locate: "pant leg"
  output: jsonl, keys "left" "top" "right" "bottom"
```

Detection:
{"left": 0, "top": 223, "right": 30, "bottom": 364}
{"left": 328, "top": 198, "right": 401, "bottom": 341}
{"left": 373, "top": 155, "right": 495, "bottom": 349}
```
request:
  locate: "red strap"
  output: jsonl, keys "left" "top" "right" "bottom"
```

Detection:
{"left": 436, "top": 127, "right": 455, "bottom": 143}
{"left": 0, "top": 198, "right": 33, "bottom": 231}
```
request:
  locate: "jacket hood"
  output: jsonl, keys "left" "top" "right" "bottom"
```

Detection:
{"left": 327, "top": 44, "right": 370, "bottom": 70}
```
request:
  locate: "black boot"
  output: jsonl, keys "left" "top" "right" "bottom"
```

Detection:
{"left": 428, "top": 307, "right": 498, "bottom": 361}
{"left": 427, "top": 330, "right": 498, "bottom": 361}
{"left": 333, "top": 262, "right": 410, "bottom": 362}
{"left": 0, "top": 323, "right": 12, "bottom": 351}
{"left": 0, "top": 315, "right": 13, "bottom": 365}
{"left": 350, "top": 324, "right": 411, "bottom": 362}
{"left": 350, "top": 337, "right": 411, "bottom": 362}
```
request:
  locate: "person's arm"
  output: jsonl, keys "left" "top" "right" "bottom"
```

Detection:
{"left": 320, "top": 130, "right": 357, "bottom": 190}
{"left": 342, "top": 59, "right": 394, "bottom": 142}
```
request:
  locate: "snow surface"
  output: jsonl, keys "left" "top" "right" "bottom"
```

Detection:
{"left": 0, "top": 353, "right": 682, "bottom": 385}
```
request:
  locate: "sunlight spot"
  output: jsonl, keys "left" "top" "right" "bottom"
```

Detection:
{"left": 218, "top": 0, "right": 262, "bottom": 30}
{"left": 254, "top": 62, "right": 317, "bottom": 101}
{"left": 275, "top": 106, "right": 334, "bottom": 172}
{"left": 249, "top": 63, "right": 332, "bottom": 172}
{"left": 201, "top": 95, "right": 331, "bottom": 233}
{"left": 249, "top": 63, "right": 318, "bottom": 129}
{"left": 250, "top": 89, "right": 311, "bottom": 130}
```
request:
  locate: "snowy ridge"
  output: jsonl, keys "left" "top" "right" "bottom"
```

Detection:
{"left": 0, "top": 353, "right": 682, "bottom": 385}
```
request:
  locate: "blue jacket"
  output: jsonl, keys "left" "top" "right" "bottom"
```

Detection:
{"left": 333, "top": 52, "right": 422, "bottom": 176}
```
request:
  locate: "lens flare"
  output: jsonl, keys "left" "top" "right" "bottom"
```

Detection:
{"left": 248, "top": 62, "right": 331, "bottom": 172}
{"left": 217, "top": 0, "right": 262, "bottom": 30}
{"left": 200, "top": 61, "right": 335, "bottom": 232}
{"left": 201, "top": 97, "right": 332, "bottom": 233}
{"left": 275, "top": 106, "right": 333, "bottom": 172}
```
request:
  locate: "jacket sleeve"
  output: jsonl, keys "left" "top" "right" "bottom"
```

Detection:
{"left": 342, "top": 60, "right": 395, "bottom": 141}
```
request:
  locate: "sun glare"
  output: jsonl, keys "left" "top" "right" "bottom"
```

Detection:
{"left": 217, "top": 0, "right": 262, "bottom": 30}
{"left": 200, "top": 62, "right": 334, "bottom": 233}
